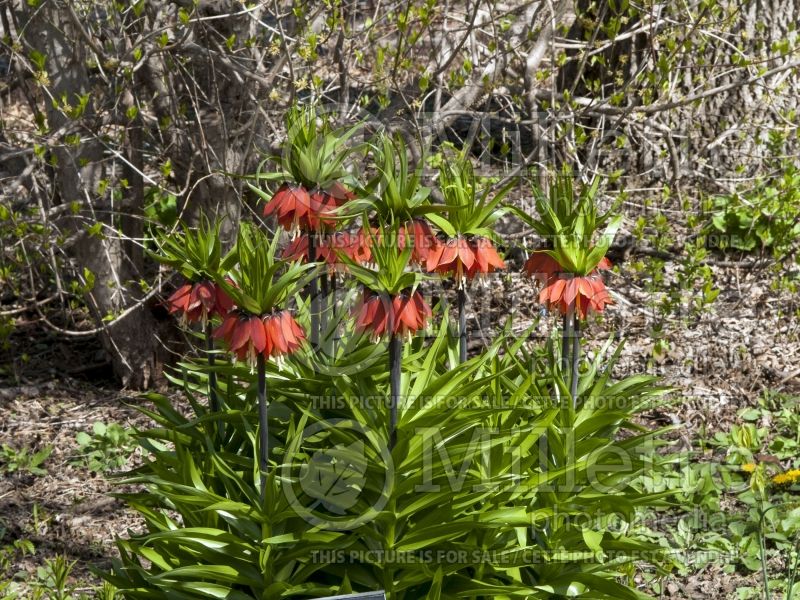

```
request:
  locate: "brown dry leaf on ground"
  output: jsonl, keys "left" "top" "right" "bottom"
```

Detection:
{"left": 0, "top": 380, "right": 148, "bottom": 594}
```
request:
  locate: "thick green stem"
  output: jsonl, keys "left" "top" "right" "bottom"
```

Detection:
{"left": 383, "top": 495, "right": 397, "bottom": 597}
{"left": 457, "top": 286, "right": 467, "bottom": 364}
{"left": 308, "top": 234, "right": 319, "bottom": 348}
{"left": 560, "top": 312, "right": 572, "bottom": 374}
{"left": 570, "top": 316, "right": 581, "bottom": 407}
{"left": 327, "top": 273, "right": 338, "bottom": 356}
{"left": 389, "top": 334, "right": 402, "bottom": 450}
{"left": 320, "top": 260, "right": 329, "bottom": 345}
{"left": 205, "top": 322, "right": 220, "bottom": 440}
{"left": 257, "top": 353, "right": 269, "bottom": 500}
{"left": 205, "top": 322, "right": 218, "bottom": 411}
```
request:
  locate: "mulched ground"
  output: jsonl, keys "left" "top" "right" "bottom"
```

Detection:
{"left": 1, "top": 252, "right": 798, "bottom": 598}
{"left": 0, "top": 378, "right": 149, "bottom": 594}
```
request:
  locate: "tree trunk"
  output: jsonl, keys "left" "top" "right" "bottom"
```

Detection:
{"left": 19, "top": 1, "right": 165, "bottom": 388}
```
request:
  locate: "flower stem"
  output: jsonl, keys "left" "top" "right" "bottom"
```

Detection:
{"left": 257, "top": 353, "right": 269, "bottom": 500}
{"left": 570, "top": 316, "right": 581, "bottom": 406}
{"left": 759, "top": 508, "right": 770, "bottom": 600}
{"left": 205, "top": 322, "right": 220, "bottom": 440}
{"left": 329, "top": 273, "right": 337, "bottom": 355}
{"left": 786, "top": 535, "right": 800, "bottom": 600}
{"left": 308, "top": 234, "right": 319, "bottom": 348}
{"left": 320, "top": 261, "right": 330, "bottom": 354}
{"left": 560, "top": 312, "right": 573, "bottom": 374}
{"left": 389, "top": 333, "right": 402, "bottom": 450}
{"left": 457, "top": 286, "right": 467, "bottom": 363}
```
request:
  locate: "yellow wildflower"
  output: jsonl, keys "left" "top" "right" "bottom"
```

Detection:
{"left": 741, "top": 463, "right": 757, "bottom": 473}
{"left": 772, "top": 469, "right": 800, "bottom": 486}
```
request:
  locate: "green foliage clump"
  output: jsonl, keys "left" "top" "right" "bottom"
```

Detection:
{"left": 0, "top": 443, "right": 52, "bottom": 477}
{"left": 101, "top": 323, "right": 675, "bottom": 599}
{"left": 73, "top": 422, "right": 136, "bottom": 474}
{"left": 704, "top": 133, "right": 800, "bottom": 256}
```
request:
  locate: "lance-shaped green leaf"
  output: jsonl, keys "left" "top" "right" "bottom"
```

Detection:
{"left": 434, "top": 145, "right": 514, "bottom": 241}
{"left": 217, "top": 223, "right": 315, "bottom": 315}
{"left": 346, "top": 132, "right": 437, "bottom": 224}
{"left": 148, "top": 214, "right": 235, "bottom": 282}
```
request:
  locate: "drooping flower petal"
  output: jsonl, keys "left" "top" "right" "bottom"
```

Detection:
{"left": 428, "top": 235, "right": 503, "bottom": 284}
{"left": 249, "top": 317, "right": 267, "bottom": 353}
{"left": 282, "top": 235, "right": 312, "bottom": 262}
{"left": 524, "top": 252, "right": 561, "bottom": 285}
{"left": 562, "top": 278, "right": 579, "bottom": 307}
{"left": 264, "top": 183, "right": 332, "bottom": 232}
{"left": 229, "top": 316, "right": 253, "bottom": 351}
{"left": 280, "top": 311, "right": 299, "bottom": 347}
{"left": 214, "top": 284, "right": 235, "bottom": 316}
{"left": 597, "top": 256, "right": 612, "bottom": 270}
{"left": 326, "top": 181, "right": 356, "bottom": 203}
{"left": 266, "top": 314, "right": 289, "bottom": 356}
{"left": 425, "top": 241, "right": 445, "bottom": 273}
{"left": 456, "top": 237, "right": 475, "bottom": 270}
{"left": 539, "top": 271, "right": 612, "bottom": 318}
{"left": 468, "top": 238, "right": 505, "bottom": 278}
{"left": 354, "top": 289, "right": 429, "bottom": 339}
{"left": 169, "top": 281, "right": 234, "bottom": 324}
{"left": 188, "top": 281, "right": 215, "bottom": 311}
{"left": 167, "top": 284, "right": 193, "bottom": 314}
{"left": 214, "top": 313, "right": 238, "bottom": 340}
{"left": 395, "top": 295, "right": 420, "bottom": 334}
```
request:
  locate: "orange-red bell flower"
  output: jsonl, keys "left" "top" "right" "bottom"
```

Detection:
{"left": 524, "top": 251, "right": 613, "bottom": 319}
{"left": 326, "top": 181, "right": 358, "bottom": 204}
{"left": 397, "top": 218, "right": 437, "bottom": 264}
{"left": 346, "top": 229, "right": 372, "bottom": 265}
{"left": 318, "top": 231, "right": 372, "bottom": 271}
{"left": 263, "top": 183, "right": 314, "bottom": 231}
{"left": 539, "top": 272, "right": 612, "bottom": 319}
{"left": 468, "top": 237, "right": 506, "bottom": 278}
{"left": 214, "top": 310, "right": 305, "bottom": 367}
{"left": 167, "top": 281, "right": 233, "bottom": 326}
{"left": 426, "top": 235, "right": 504, "bottom": 286}
{"left": 281, "top": 234, "right": 314, "bottom": 263}
{"left": 523, "top": 252, "right": 562, "bottom": 286}
{"left": 282, "top": 231, "right": 372, "bottom": 271}
{"left": 524, "top": 252, "right": 611, "bottom": 285}
{"left": 354, "top": 289, "right": 431, "bottom": 340}
{"left": 263, "top": 182, "right": 355, "bottom": 232}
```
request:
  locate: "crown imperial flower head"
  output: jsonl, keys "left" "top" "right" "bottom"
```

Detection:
{"left": 426, "top": 235, "right": 505, "bottom": 287}
{"left": 167, "top": 280, "right": 234, "bottom": 326}
{"left": 525, "top": 251, "right": 612, "bottom": 319}
{"left": 215, "top": 310, "right": 305, "bottom": 368}
{"left": 263, "top": 182, "right": 355, "bottom": 233}
{"left": 354, "top": 288, "right": 431, "bottom": 340}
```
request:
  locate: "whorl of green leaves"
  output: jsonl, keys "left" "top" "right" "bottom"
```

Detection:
{"left": 246, "top": 104, "right": 363, "bottom": 196}
{"left": 351, "top": 132, "right": 433, "bottom": 223}
{"left": 282, "top": 104, "right": 363, "bottom": 189}
{"left": 341, "top": 221, "right": 428, "bottom": 296}
{"left": 514, "top": 167, "right": 622, "bottom": 275}
{"left": 427, "top": 145, "right": 512, "bottom": 241}
{"left": 147, "top": 215, "right": 235, "bottom": 282}
{"left": 219, "top": 224, "right": 314, "bottom": 316}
